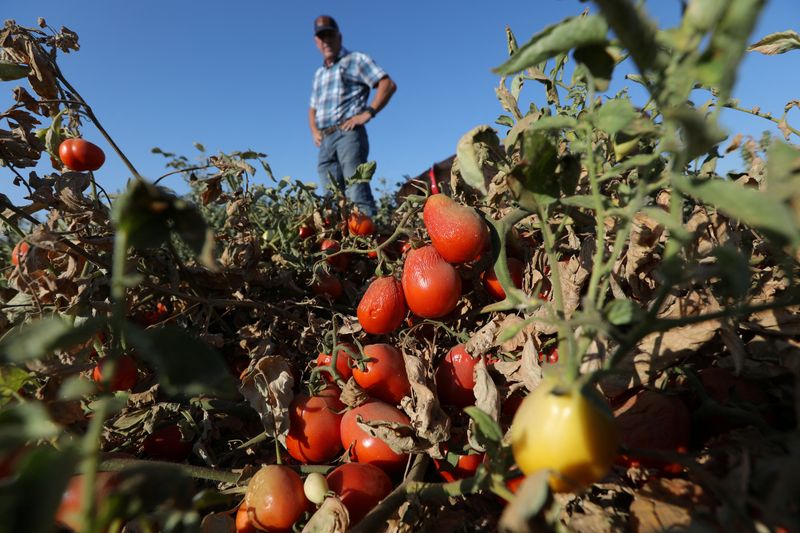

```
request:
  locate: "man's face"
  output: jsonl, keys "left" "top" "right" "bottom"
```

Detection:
{"left": 315, "top": 30, "right": 341, "bottom": 64}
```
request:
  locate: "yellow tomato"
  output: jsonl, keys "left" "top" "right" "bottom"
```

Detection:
{"left": 510, "top": 379, "right": 619, "bottom": 492}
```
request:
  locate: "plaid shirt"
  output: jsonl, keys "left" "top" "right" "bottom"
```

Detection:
{"left": 310, "top": 47, "right": 386, "bottom": 129}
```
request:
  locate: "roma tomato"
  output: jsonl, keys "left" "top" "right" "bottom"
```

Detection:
{"left": 299, "top": 224, "right": 314, "bottom": 240}
{"left": 348, "top": 212, "right": 375, "bottom": 236}
{"left": 326, "top": 463, "right": 393, "bottom": 525}
{"left": 142, "top": 424, "right": 193, "bottom": 462}
{"left": 352, "top": 343, "right": 411, "bottom": 405}
{"left": 91, "top": 355, "right": 138, "bottom": 392}
{"left": 235, "top": 503, "right": 256, "bottom": 533}
{"left": 245, "top": 465, "right": 308, "bottom": 532}
{"left": 285, "top": 388, "right": 345, "bottom": 464}
{"left": 316, "top": 342, "right": 355, "bottom": 382}
{"left": 340, "top": 400, "right": 410, "bottom": 473}
{"left": 434, "top": 344, "right": 482, "bottom": 408}
{"left": 321, "top": 239, "right": 349, "bottom": 271}
{"left": 55, "top": 472, "right": 119, "bottom": 532}
{"left": 10, "top": 241, "right": 29, "bottom": 267}
{"left": 357, "top": 277, "right": 407, "bottom": 335}
{"left": 401, "top": 245, "right": 461, "bottom": 318}
{"left": 433, "top": 451, "right": 484, "bottom": 483}
{"left": 510, "top": 380, "right": 619, "bottom": 492}
{"left": 481, "top": 257, "right": 524, "bottom": 300}
{"left": 58, "top": 138, "right": 105, "bottom": 172}
{"left": 312, "top": 271, "right": 343, "bottom": 299}
{"left": 423, "top": 194, "right": 489, "bottom": 264}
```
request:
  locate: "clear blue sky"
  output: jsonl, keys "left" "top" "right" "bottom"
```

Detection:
{"left": 3, "top": 1, "right": 799, "bottom": 206}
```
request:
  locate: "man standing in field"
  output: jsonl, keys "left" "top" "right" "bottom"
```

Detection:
{"left": 309, "top": 15, "right": 396, "bottom": 216}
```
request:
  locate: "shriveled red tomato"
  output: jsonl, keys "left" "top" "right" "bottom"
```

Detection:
{"left": 58, "top": 138, "right": 105, "bottom": 171}
{"left": 326, "top": 463, "right": 393, "bottom": 525}
{"left": 235, "top": 503, "right": 256, "bottom": 533}
{"left": 55, "top": 472, "right": 119, "bottom": 532}
{"left": 352, "top": 343, "right": 411, "bottom": 405}
{"left": 10, "top": 241, "right": 29, "bottom": 267}
{"left": 142, "top": 424, "right": 192, "bottom": 462}
{"left": 312, "top": 271, "right": 343, "bottom": 299}
{"left": 423, "top": 193, "right": 489, "bottom": 263}
{"left": 285, "top": 387, "right": 345, "bottom": 464}
{"left": 245, "top": 465, "right": 308, "bottom": 532}
{"left": 348, "top": 212, "right": 375, "bottom": 236}
{"left": 357, "top": 277, "right": 407, "bottom": 335}
{"left": 401, "top": 245, "right": 461, "bottom": 318}
{"left": 433, "top": 450, "right": 484, "bottom": 482}
{"left": 340, "top": 400, "right": 410, "bottom": 473}
{"left": 321, "top": 239, "right": 350, "bottom": 271}
{"left": 481, "top": 257, "right": 524, "bottom": 300}
{"left": 316, "top": 342, "right": 355, "bottom": 382}
{"left": 91, "top": 355, "right": 138, "bottom": 392}
{"left": 434, "top": 344, "right": 482, "bottom": 408}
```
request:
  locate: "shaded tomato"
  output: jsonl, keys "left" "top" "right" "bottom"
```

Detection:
{"left": 348, "top": 212, "right": 375, "bottom": 236}
{"left": 55, "top": 472, "right": 119, "bottom": 532}
{"left": 91, "top": 355, "right": 138, "bottom": 392}
{"left": 433, "top": 450, "right": 484, "bottom": 483}
{"left": 481, "top": 257, "right": 524, "bottom": 300}
{"left": 316, "top": 342, "right": 355, "bottom": 383}
{"left": 285, "top": 388, "right": 345, "bottom": 464}
{"left": 321, "top": 239, "right": 350, "bottom": 271}
{"left": 312, "top": 271, "right": 343, "bottom": 299}
{"left": 299, "top": 225, "right": 314, "bottom": 240}
{"left": 326, "top": 463, "right": 393, "bottom": 526}
{"left": 352, "top": 343, "right": 411, "bottom": 405}
{"left": 58, "top": 138, "right": 105, "bottom": 172}
{"left": 434, "top": 344, "right": 482, "bottom": 408}
{"left": 142, "top": 424, "right": 193, "bottom": 462}
{"left": 340, "top": 400, "right": 410, "bottom": 473}
{"left": 245, "top": 465, "right": 308, "bottom": 532}
{"left": 511, "top": 379, "right": 619, "bottom": 492}
{"left": 10, "top": 241, "right": 29, "bottom": 267}
{"left": 423, "top": 194, "right": 489, "bottom": 263}
{"left": 235, "top": 503, "right": 256, "bottom": 533}
{"left": 401, "top": 245, "right": 461, "bottom": 318}
{"left": 137, "top": 302, "right": 169, "bottom": 326}
{"left": 357, "top": 277, "right": 407, "bottom": 335}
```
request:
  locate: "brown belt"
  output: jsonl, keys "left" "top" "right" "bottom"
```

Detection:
{"left": 319, "top": 124, "right": 341, "bottom": 138}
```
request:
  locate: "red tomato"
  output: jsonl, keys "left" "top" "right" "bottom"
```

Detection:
{"left": 245, "top": 465, "right": 308, "bottom": 532}
{"left": 321, "top": 239, "right": 350, "bottom": 271}
{"left": 434, "top": 344, "right": 482, "bottom": 408}
{"left": 142, "top": 424, "right": 192, "bottom": 462}
{"left": 340, "top": 400, "right": 410, "bottom": 473}
{"left": 401, "top": 245, "right": 461, "bottom": 318}
{"left": 326, "top": 463, "right": 393, "bottom": 525}
{"left": 138, "top": 302, "right": 169, "bottom": 326}
{"left": 312, "top": 271, "right": 343, "bottom": 299}
{"left": 481, "top": 257, "right": 524, "bottom": 300}
{"left": 433, "top": 451, "right": 484, "bottom": 483}
{"left": 235, "top": 503, "right": 256, "bottom": 533}
{"left": 316, "top": 343, "right": 355, "bottom": 383}
{"left": 352, "top": 344, "right": 411, "bottom": 405}
{"left": 299, "top": 225, "right": 314, "bottom": 240}
{"left": 10, "top": 241, "right": 29, "bottom": 267}
{"left": 91, "top": 355, "right": 138, "bottom": 392}
{"left": 285, "top": 388, "right": 345, "bottom": 464}
{"left": 357, "top": 277, "right": 407, "bottom": 335}
{"left": 55, "top": 472, "right": 119, "bottom": 531}
{"left": 348, "top": 212, "right": 375, "bottom": 236}
{"left": 58, "top": 138, "right": 105, "bottom": 172}
{"left": 423, "top": 194, "right": 489, "bottom": 263}
{"left": 504, "top": 474, "right": 525, "bottom": 500}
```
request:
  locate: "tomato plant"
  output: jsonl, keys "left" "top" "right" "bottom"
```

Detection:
{"left": 352, "top": 343, "right": 411, "bottom": 405}
{"left": 284, "top": 387, "right": 345, "bottom": 464}
{"left": 401, "top": 244, "right": 461, "bottom": 318}
{"left": 91, "top": 355, "right": 138, "bottom": 392}
{"left": 142, "top": 424, "right": 193, "bottom": 462}
{"left": 321, "top": 239, "right": 349, "bottom": 271}
{"left": 348, "top": 212, "right": 375, "bottom": 236}
{"left": 423, "top": 193, "right": 489, "bottom": 263}
{"left": 326, "top": 462, "right": 393, "bottom": 525}
{"left": 245, "top": 465, "right": 308, "bottom": 532}
{"left": 510, "top": 380, "right": 620, "bottom": 492}
{"left": 357, "top": 276, "right": 407, "bottom": 335}
{"left": 434, "top": 344, "right": 482, "bottom": 408}
{"left": 433, "top": 450, "right": 484, "bottom": 483}
{"left": 481, "top": 257, "right": 524, "bottom": 300}
{"left": 316, "top": 342, "right": 355, "bottom": 383}
{"left": 58, "top": 138, "right": 105, "bottom": 171}
{"left": 340, "top": 400, "right": 410, "bottom": 473}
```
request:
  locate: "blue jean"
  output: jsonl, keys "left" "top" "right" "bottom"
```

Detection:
{"left": 317, "top": 125, "right": 377, "bottom": 216}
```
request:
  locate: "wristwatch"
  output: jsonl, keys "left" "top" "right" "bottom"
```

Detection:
{"left": 365, "top": 106, "right": 377, "bottom": 118}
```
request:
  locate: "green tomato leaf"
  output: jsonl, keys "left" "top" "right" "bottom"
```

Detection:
{"left": 604, "top": 299, "right": 645, "bottom": 326}
{"left": 498, "top": 470, "right": 550, "bottom": 531}
{"left": 507, "top": 131, "right": 559, "bottom": 210}
{"left": 0, "top": 61, "right": 30, "bottom": 81}
{"left": 464, "top": 406, "right": 504, "bottom": 446}
{"left": 0, "top": 315, "right": 107, "bottom": 364}
{"left": 346, "top": 160, "right": 376, "bottom": 185}
{"left": 594, "top": 99, "right": 638, "bottom": 135}
{"left": 747, "top": 30, "right": 800, "bottom": 55}
{"left": 573, "top": 44, "right": 615, "bottom": 92}
{"left": 0, "top": 402, "right": 62, "bottom": 449}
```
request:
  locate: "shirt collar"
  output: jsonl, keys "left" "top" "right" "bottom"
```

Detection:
{"left": 323, "top": 47, "right": 349, "bottom": 68}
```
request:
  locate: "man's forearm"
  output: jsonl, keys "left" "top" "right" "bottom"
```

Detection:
{"left": 369, "top": 76, "right": 397, "bottom": 114}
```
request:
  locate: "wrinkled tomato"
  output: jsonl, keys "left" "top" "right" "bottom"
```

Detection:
{"left": 401, "top": 245, "right": 461, "bottom": 318}
{"left": 357, "top": 276, "right": 407, "bottom": 335}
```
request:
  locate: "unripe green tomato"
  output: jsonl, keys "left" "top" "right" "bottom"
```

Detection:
{"left": 304, "top": 472, "right": 329, "bottom": 505}
{"left": 510, "top": 379, "right": 619, "bottom": 492}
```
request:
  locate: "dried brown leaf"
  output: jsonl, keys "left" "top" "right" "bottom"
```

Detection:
{"left": 239, "top": 355, "right": 295, "bottom": 445}
{"left": 629, "top": 478, "right": 712, "bottom": 533}
{"left": 468, "top": 358, "right": 500, "bottom": 452}
{"left": 302, "top": 496, "right": 349, "bottom": 533}
{"left": 400, "top": 350, "right": 450, "bottom": 457}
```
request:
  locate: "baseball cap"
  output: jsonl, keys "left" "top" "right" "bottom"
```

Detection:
{"left": 314, "top": 15, "right": 339, "bottom": 36}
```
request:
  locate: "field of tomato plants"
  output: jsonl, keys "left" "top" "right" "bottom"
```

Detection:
{"left": 2, "top": 3, "right": 800, "bottom": 533}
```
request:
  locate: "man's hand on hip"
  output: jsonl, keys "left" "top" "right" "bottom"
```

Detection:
{"left": 341, "top": 112, "right": 371, "bottom": 131}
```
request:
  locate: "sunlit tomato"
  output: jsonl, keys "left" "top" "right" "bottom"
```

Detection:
{"left": 10, "top": 241, "right": 29, "bottom": 267}
{"left": 401, "top": 245, "right": 461, "bottom": 318}
{"left": 433, "top": 451, "right": 484, "bottom": 482}
{"left": 55, "top": 472, "right": 119, "bottom": 532}
{"left": 142, "top": 424, "right": 193, "bottom": 462}
{"left": 357, "top": 277, "right": 407, "bottom": 335}
{"left": 58, "top": 138, "right": 105, "bottom": 172}
{"left": 434, "top": 344, "right": 482, "bottom": 408}
{"left": 235, "top": 503, "right": 256, "bottom": 533}
{"left": 326, "top": 463, "right": 393, "bottom": 525}
{"left": 299, "top": 225, "right": 314, "bottom": 240}
{"left": 312, "top": 271, "right": 343, "bottom": 299}
{"left": 316, "top": 342, "right": 355, "bottom": 383}
{"left": 245, "top": 465, "right": 308, "bottom": 533}
{"left": 321, "top": 239, "right": 349, "bottom": 271}
{"left": 481, "top": 257, "right": 524, "bottom": 300}
{"left": 91, "top": 355, "right": 138, "bottom": 392}
{"left": 340, "top": 400, "right": 410, "bottom": 473}
{"left": 285, "top": 388, "right": 345, "bottom": 464}
{"left": 352, "top": 343, "right": 411, "bottom": 405}
{"left": 423, "top": 194, "right": 489, "bottom": 263}
{"left": 510, "top": 380, "right": 619, "bottom": 492}
{"left": 348, "top": 212, "right": 375, "bottom": 236}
